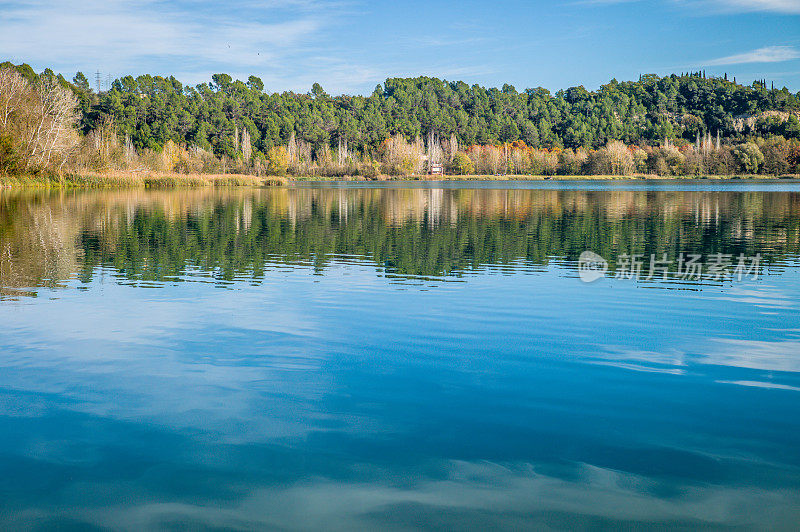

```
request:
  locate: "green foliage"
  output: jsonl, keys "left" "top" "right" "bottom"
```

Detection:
{"left": 2, "top": 189, "right": 792, "bottom": 285}
{"left": 77, "top": 71, "right": 799, "bottom": 160}
{"left": 73, "top": 72, "right": 90, "bottom": 92}
{"left": 266, "top": 146, "right": 289, "bottom": 175}
{"left": 789, "top": 144, "right": 800, "bottom": 172}
{"left": 247, "top": 76, "right": 264, "bottom": 92}
{"left": 450, "top": 152, "right": 474, "bottom": 175}
{"left": 0, "top": 133, "right": 22, "bottom": 175}
{"left": 4, "top": 61, "right": 800, "bottom": 177}
{"left": 734, "top": 142, "right": 764, "bottom": 174}
{"left": 759, "top": 138, "right": 791, "bottom": 175}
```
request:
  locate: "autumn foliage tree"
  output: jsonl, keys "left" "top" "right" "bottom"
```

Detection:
{"left": 449, "top": 152, "right": 474, "bottom": 175}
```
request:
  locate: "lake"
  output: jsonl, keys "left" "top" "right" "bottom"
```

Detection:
{"left": 1, "top": 181, "right": 799, "bottom": 530}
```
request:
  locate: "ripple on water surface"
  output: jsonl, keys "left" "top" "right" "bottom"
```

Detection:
{"left": 0, "top": 184, "right": 799, "bottom": 529}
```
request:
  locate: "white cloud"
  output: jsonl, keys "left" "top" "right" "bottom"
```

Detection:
{"left": 716, "top": 380, "right": 800, "bottom": 391}
{"left": 0, "top": 0, "right": 395, "bottom": 93}
{"left": 29, "top": 461, "right": 800, "bottom": 530}
{"left": 710, "top": 0, "right": 800, "bottom": 13}
{"left": 582, "top": 0, "right": 800, "bottom": 12}
{"left": 704, "top": 338, "right": 800, "bottom": 372}
{"left": 0, "top": 0, "right": 332, "bottom": 80}
{"left": 701, "top": 46, "right": 800, "bottom": 66}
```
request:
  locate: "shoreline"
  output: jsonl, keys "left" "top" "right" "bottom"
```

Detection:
{"left": 2, "top": 172, "right": 798, "bottom": 189}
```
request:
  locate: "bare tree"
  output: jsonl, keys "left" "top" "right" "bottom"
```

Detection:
{"left": 287, "top": 132, "right": 297, "bottom": 164}
{"left": 124, "top": 134, "right": 136, "bottom": 166}
{"left": 0, "top": 68, "right": 28, "bottom": 130}
{"left": 383, "top": 134, "right": 425, "bottom": 175}
{"left": 0, "top": 67, "right": 80, "bottom": 174}
{"left": 605, "top": 140, "right": 635, "bottom": 175}
{"left": 426, "top": 130, "right": 443, "bottom": 166}
{"left": 485, "top": 145, "right": 502, "bottom": 174}
{"left": 241, "top": 127, "right": 252, "bottom": 161}
{"left": 337, "top": 136, "right": 349, "bottom": 166}
{"left": 446, "top": 134, "right": 459, "bottom": 162}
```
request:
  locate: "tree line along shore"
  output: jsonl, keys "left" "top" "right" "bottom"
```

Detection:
{"left": 1, "top": 61, "right": 799, "bottom": 186}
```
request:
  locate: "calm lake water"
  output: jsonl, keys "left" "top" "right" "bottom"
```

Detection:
{"left": 1, "top": 181, "right": 800, "bottom": 530}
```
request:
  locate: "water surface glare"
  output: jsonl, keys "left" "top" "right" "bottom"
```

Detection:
{"left": 1, "top": 183, "right": 799, "bottom": 530}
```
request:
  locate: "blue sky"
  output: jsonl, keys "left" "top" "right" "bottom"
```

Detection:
{"left": 1, "top": 0, "right": 799, "bottom": 94}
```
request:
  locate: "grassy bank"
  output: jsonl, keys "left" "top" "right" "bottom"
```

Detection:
{"left": 0, "top": 172, "right": 288, "bottom": 188}
{"left": 290, "top": 173, "right": 798, "bottom": 182}
{"left": 2, "top": 172, "right": 798, "bottom": 188}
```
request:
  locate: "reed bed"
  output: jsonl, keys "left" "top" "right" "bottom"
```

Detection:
{"left": 1, "top": 171, "right": 288, "bottom": 188}
{"left": 3, "top": 172, "right": 796, "bottom": 189}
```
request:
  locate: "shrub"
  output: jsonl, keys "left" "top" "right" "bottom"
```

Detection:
{"left": 759, "top": 138, "right": 790, "bottom": 175}
{"left": 558, "top": 149, "right": 588, "bottom": 175}
{"left": 788, "top": 143, "right": 800, "bottom": 173}
{"left": 734, "top": 142, "right": 764, "bottom": 174}
{"left": 449, "top": 152, "right": 474, "bottom": 175}
{"left": 632, "top": 147, "right": 648, "bottom": 173}
{"left": 529, "top": 150, "right": 558, "bottom": 175}
{"left": 0, "top": 133, "right": 22, "bottom": 174}
{"left": 267, "top": 146, "right": 289, "bottom": 176}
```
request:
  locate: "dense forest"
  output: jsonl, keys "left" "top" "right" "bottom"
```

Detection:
{"left": 2, "top": 60, "right": 800, "bottom": 177}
